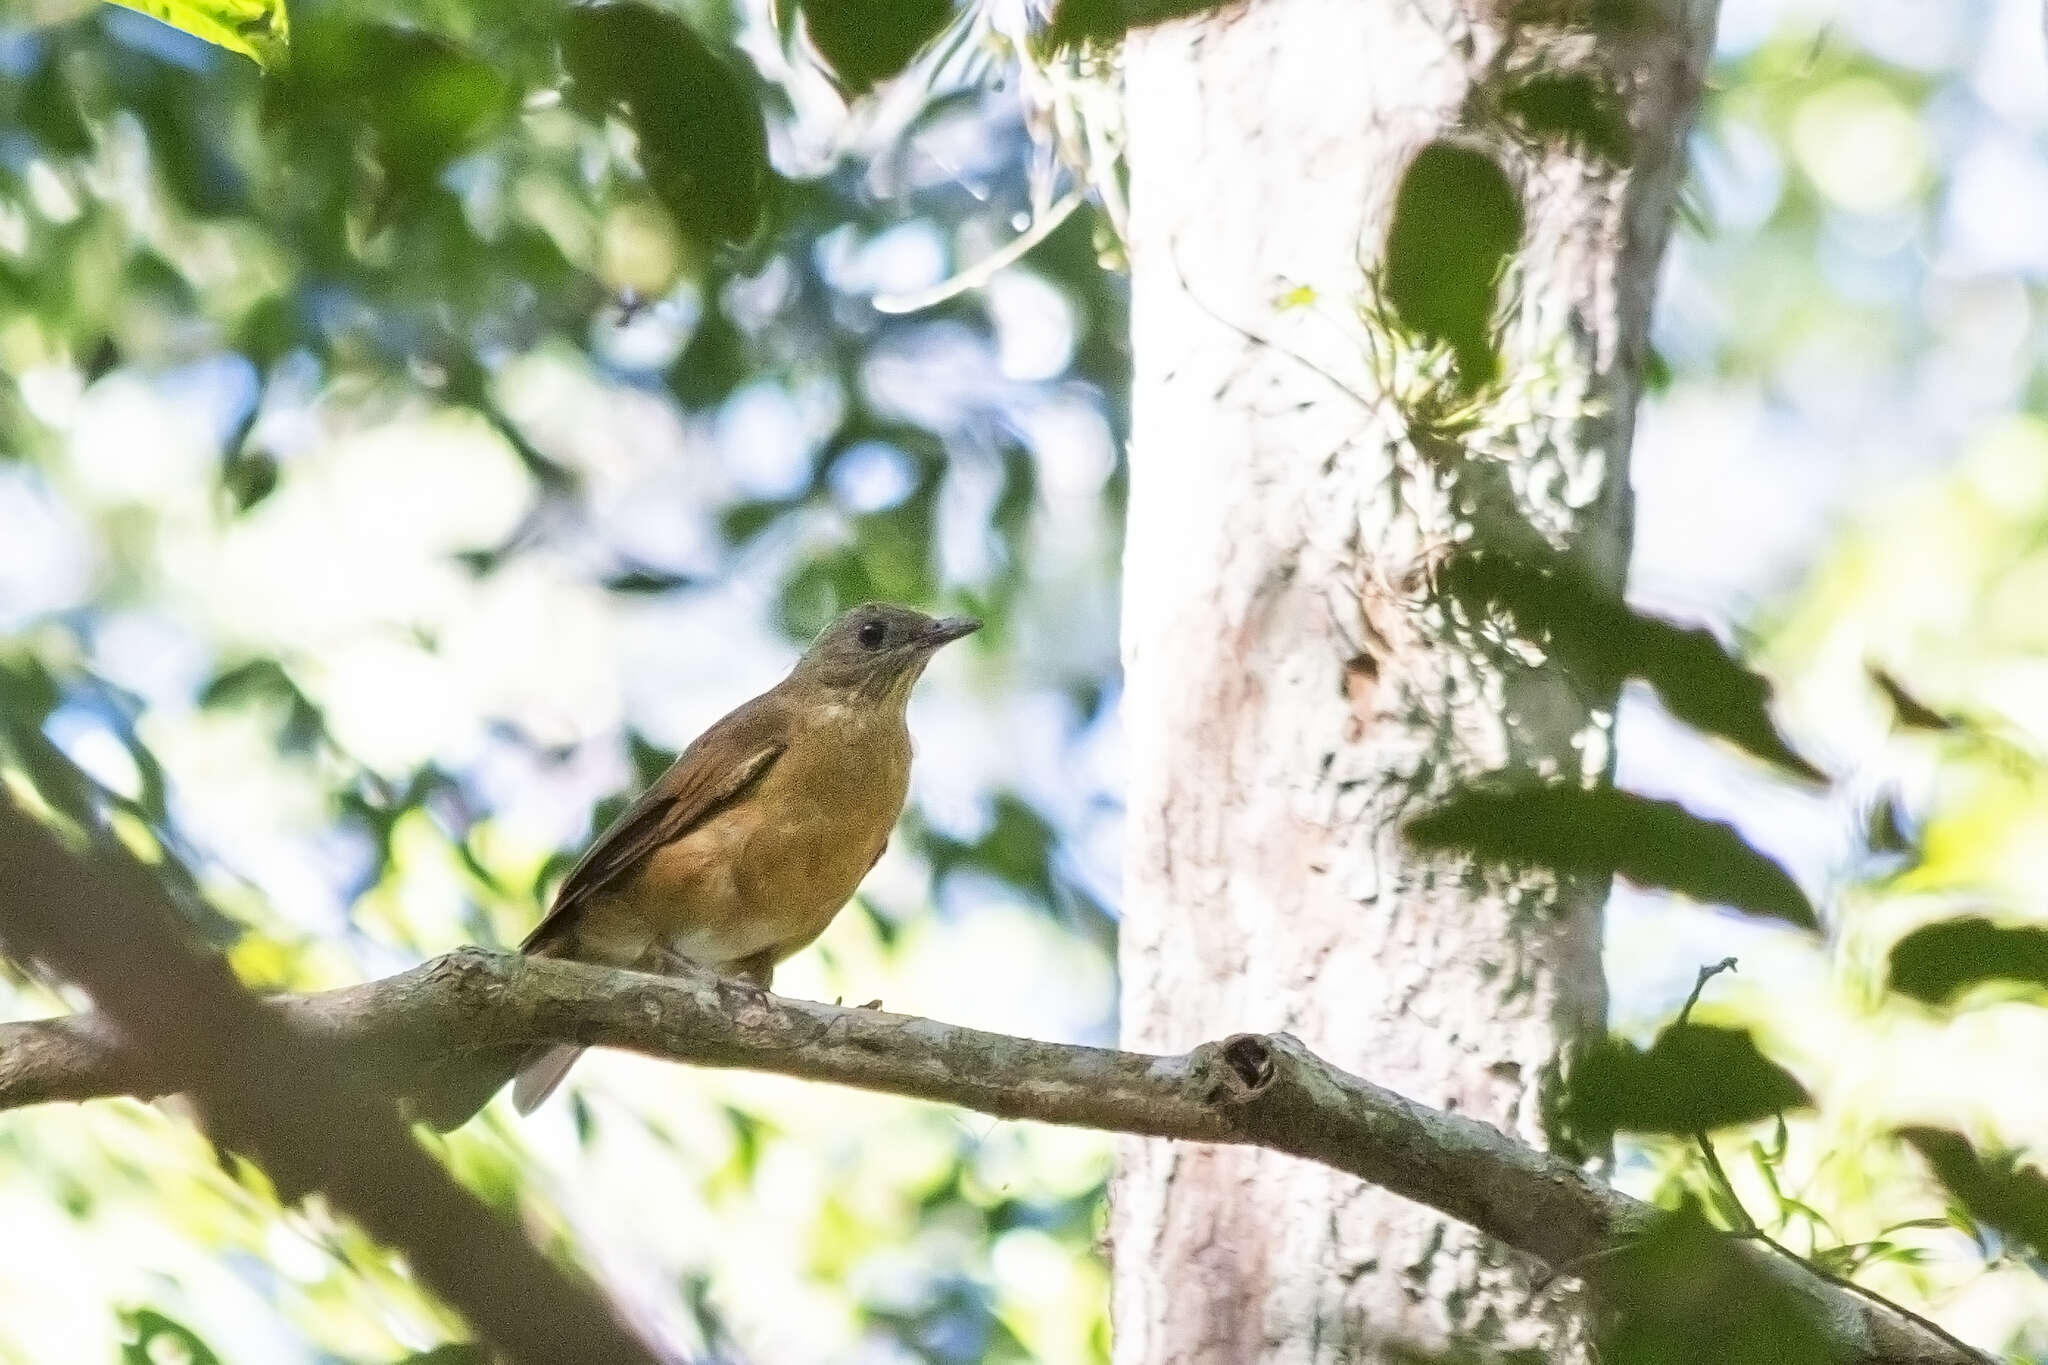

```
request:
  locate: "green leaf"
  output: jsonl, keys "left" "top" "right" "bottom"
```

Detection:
{"left": 1437, "top": 546, "right": 1825, "bottom": 783}
{"left": 1899, "top": 1127, "right": 2048, "bottom": 1262}
{"left": 1405, "top": 785, "right": 1818, "bottom": 930}
{"left": 1381, "top": 142, "right": 1522, "bottom": 392}
{"left": 121, "top": 1308, "right": 225, "bottom": 1365}
{"left": 798, "top": 0, "right": 958, "bottom": 94}
{"left": 106, "top": 0, "right": 289, "bottom": 68}
{"left": 560, "top": 1, "right": 773, "bottom": 248}
{"left": 1887, "top": 916, "right": 2048, "bottom": 1007}
{"left": 1564, "top": 1023, "right": 1811, "bottom": 1142}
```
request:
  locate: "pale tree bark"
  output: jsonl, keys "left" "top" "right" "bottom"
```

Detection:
{"left": 1113, "top": 2, "right": 1721, "bottom": 1361}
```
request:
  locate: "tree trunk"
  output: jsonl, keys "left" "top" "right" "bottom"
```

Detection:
{"left": 1111, "top": 2, "right": 1719, "bottom": 1361}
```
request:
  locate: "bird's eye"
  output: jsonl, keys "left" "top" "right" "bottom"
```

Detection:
{"left": 857, "top": 619, "right": 887, "bottom": 649}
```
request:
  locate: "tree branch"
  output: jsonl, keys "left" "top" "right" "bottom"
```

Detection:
{"left": 0, "top": 947, "right": 1989, "bottom": 1365}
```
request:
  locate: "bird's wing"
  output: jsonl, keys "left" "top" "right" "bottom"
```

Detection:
{"left": 521, "top": 693, "right": 789, "bottom": 953}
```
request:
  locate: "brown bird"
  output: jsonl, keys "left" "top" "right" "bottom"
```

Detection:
{"left": 415, "top": 602, "right": 979, "bottom": 1129}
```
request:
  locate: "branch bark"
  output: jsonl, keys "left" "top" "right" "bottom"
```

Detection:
{"left": 0, "top": 947, "right": 1989, "bottom": 1365}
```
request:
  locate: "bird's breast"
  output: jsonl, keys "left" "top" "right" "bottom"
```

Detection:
{"left": 633, "top": 709, "right": 912, "bottom": 969}
{"left": 748, "top": 711, "right": 911, "bottom": 899}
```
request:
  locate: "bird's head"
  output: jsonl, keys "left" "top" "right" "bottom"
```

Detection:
{"left": 790, "top": 602, "right": 981, "bottom": 703}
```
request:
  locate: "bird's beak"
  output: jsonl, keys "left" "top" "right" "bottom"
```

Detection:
{"left": 925, "top": 615, "right": 982, "bottom": 647}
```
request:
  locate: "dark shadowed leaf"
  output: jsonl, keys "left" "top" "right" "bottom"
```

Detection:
{"left": 1899, "top": 1127, "right": 2048, "bottom": 1261}
{"left": 601, "top": 566, "right": 699, "bottom": 594}
{"left": 1406, "top": 786, "right": 1817, "bottom": 929}
{"left": 1042, "top": 0, "right": 1239, "bottom": 50}
{"left": 1438, "top": 548, "right": 1825, "bottom": 783}
{"left": 1598, "top": 1202, "right": 1834, "bottom": 1365}
{"left": 1564, "top": 1023, "right": 1810, "bottom": 1142}
{"left": 1382, "top": 143, "right": 1522, "bottom": 391}
{"left": 1869, "top": 666, "right": 1958, "bottom": 732}
{"left": 561, "top": 2, "right": 772, "bottom": 247}
{"left": 1500, "top": 72, "right": 1632, "bottom": 164}
{"left": 1887, "top": 916, "right": 2048, "bottom": 1007}
{"left": 798, "top": 0, "right": 957, "bottom": 93}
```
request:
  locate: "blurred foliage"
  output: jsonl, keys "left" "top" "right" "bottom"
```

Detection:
{"left": 0, "top": 0, "right": 1123, "bottom": 1356}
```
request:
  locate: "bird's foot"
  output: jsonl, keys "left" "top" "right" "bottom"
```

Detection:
{"left": 648, "top": 947, "right": 708, "bottom": 980}
{"left": 714, "top": 968, "right": 773, "bottom": 1014}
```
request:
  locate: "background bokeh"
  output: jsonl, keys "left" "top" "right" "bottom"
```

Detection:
{"left": 3, "top": 0, "right": 2048, "bottom": 1359}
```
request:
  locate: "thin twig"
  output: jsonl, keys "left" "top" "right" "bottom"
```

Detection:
{"left": 1676, "top": 955, "right": 1739, "bottom": 1027}
{"left": 871, "top": 188, "right": 1087, "bottom": 314}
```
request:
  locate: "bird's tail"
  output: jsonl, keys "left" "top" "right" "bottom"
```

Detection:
{"left": 512, "top": 1044, "right": 583, "bottom": 1114}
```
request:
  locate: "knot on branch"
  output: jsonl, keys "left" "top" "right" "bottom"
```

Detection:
{"left": 1222, "top": 1034, "right": 1276, "bottom": 1089}
{"left": 425, "top": 946, "right": 517, "bottom": 1009}
{"left": 1199, "top": 1032, "right": 1282, "bottom": 1106}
